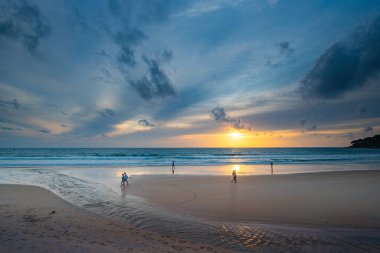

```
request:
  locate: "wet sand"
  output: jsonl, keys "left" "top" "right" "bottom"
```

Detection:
{"left": 0, "top": 184, "right": 233, "bottom": 253}
{"left": 128, "top": 170, "right": 380, "bottom": 228}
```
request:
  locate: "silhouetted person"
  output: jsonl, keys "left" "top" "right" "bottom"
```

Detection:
{"left": 171, "top": 161, "right": 175, "bottom": 174}
{"left": 270, "top": 162, "right": 274, "bottom": 175}
{"left": 232, "top": 170, "right": 237, "bottom": 183}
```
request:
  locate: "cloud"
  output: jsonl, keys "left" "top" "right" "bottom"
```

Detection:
{"left": 0, "top": 98, "right": 21, "bottom": 110}
{"left": 356, "top": 106, "right": 367, "bottom": 114}
{"left": 110, "top": 0, "right": 181, "bottom": 69}
{"left": 138, "top": 119, "right": 155, "bottom": 127}
{"left": 278, "top": 41, "right": 294, "bottom": 55}
{"left": 114, "top": 28, "right": 147, "bottom": 68}
{"left": 96, "top": 108, "right": 115, "bottom": 117}
{"left": 1, "top": 126, "right": 15, "bottom": 131}
{"left": 0, "top": 0, "right": 50, "bottom": 53}
{"left": 175, "top": 1, "right": 221, "bottom": 18}
{"left": 300, "top": 15, "right": 380, "bottom": 99}
{"left": 211, "top": 106, "right": 251, "bottom": 130}
{"left": 38, "top": 128, "right": 50, "bottom": 134}
{"left": 297, "top": 118, "right": 306, "bottom": 126}
{"left": 307, "top": 125, "right": 317, "bottom": 131}
{"left": 130, "top": 56, "right": 177, "bottom": 100}
{"left": 161, "top": 49, "right": 173, "bottom": 62}
{"left": 364, "top": 126, "right": 373, "bottom": 132}
{"left": 266, "top": 41, "right": 295, "bottom": 67}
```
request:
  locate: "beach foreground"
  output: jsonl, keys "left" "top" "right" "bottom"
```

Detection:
{"left": 0, "top": 184, "right": 233, "bottom": 253}
{"left": 129, "top": 170, "right": 380, "bottom": 228}
{"left": 1, "top": 170, "right": 380, "bottom": 252}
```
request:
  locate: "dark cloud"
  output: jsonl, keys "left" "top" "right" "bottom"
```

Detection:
{"left": 278, "top": 41, "right": 294, "bottom": 55}
{"left": 300, "top": 16, "right": 380, "bottom": 99}
{"left": 0, "top": 0, "right": 50, "bottom": 53}
{"left": 0, "top": 98, "right": 21, "bottom": 110}
{"left": 1, "top": 126, "right": 14, "bottom": 131}
{"left": 161, "top": 49, "right": 173, "bottom": 62}
{"left": 70, "top": 4, "right": 89, "bottom": 31}
{"left": 110, "top": 0, "right": 181, "bottom": 70}
{"left": 211, "top": 106, "right": 227, "bottom": 121}
{"left": 60, "top": 124, "right": 67, "bottom": 128}
{"left": 307, "top": 125, "right": 317, "bottom": 131}
{"left": 96, "top": 50, "right": 111, "bottom": 58}
{"left": 114, "top": 29, "right": 146, "bottom": 67}
{"left": 138, "top": 119, "right": 155, "bottom": 127}
{"left": 364, "top": 126, "right": 373, "bottom": 132}
{"left": 266, "top": 41, "right": 295, "bottom": 67}
{"left": 130, "top": 56, "right": 177, "bottom": 100}
{"left": 38, "top": 128, "right": 50, "bottom": 134}
{"left": 356, "top": 106, "right": 367, "bottom": 114}
{"left": 100, "top": 67, "right": 111, "bottom": 79}
{"left": 211, "top": 106, "right": 251, "bottom": 130}
{"left": 13, "top": 99, "right": 19, "bottom": 109}
{"left": 97, "top": 108, "right": 115, "bottom": 117}
{"left": 297, "top": 118, "right": 307, "bottom": 126}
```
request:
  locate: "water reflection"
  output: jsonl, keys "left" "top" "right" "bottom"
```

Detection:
{"left": 120, "top": 184, "right": 127, "bottom": 197}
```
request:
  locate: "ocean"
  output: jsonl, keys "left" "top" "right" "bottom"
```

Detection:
{"left": 1, "top": 147, "right": 380, "bottom": 252}
{"left": 1, "top": 147, "right": 380, "bottom": 168}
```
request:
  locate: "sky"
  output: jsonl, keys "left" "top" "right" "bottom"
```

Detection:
{"left": 0, "top": 0, "right": 380, "bottom": 148}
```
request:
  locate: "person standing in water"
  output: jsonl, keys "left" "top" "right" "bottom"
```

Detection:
{"left": 270, "top": 162, "right": 274, "bottom": 175}
{"left": 171, "top": 161, "right": 175, "bottom": 174}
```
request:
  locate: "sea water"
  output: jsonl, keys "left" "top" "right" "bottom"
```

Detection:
{"left": 1, "top": 148, "right": 380, "bottom": 252}
{"left": 1, "top": 147, "right": 380, "bottom": 168}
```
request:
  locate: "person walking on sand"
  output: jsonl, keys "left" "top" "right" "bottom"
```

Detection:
{"left": 270, "top": 162, "right": 274, "bottom": 175}
{"left": 121, "top": 172, "right": 129, "bottom": 186}
{"left": 121, "top": 172, "right": 126, "bottom": 185}
{"left": 171, "top": 161, "right": 175, "bottom": 174}
{"left": 124, "top": 173, "right": 129, "bottom": 185}
{"left": 232, "top": 170, "right": 237, "bottom": 183}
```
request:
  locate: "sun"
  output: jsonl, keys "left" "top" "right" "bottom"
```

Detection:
{"left": 229, "top": 132, "right": 244, "bottom": 139}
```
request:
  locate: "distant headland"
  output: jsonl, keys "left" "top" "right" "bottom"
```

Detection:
{"left": 350, "top": 135, "right": 380, "bottom": 148}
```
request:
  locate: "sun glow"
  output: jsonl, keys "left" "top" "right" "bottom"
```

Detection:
{"left": 229, "top": 132, "right": 244, "bottom": 138}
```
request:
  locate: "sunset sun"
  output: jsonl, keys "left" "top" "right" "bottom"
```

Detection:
{"left": 229, "top": 132, "right": 244, "bottom": 139}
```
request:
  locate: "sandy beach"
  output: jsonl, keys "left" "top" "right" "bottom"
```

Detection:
{"left": 1, "top": 170, "right": 380, "bottom": 252}
{"left": 0, "top": 184, "right": 233, "bottom": 253}
{"left": 129, "top": 170, "right": 380, "bottom": 228}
